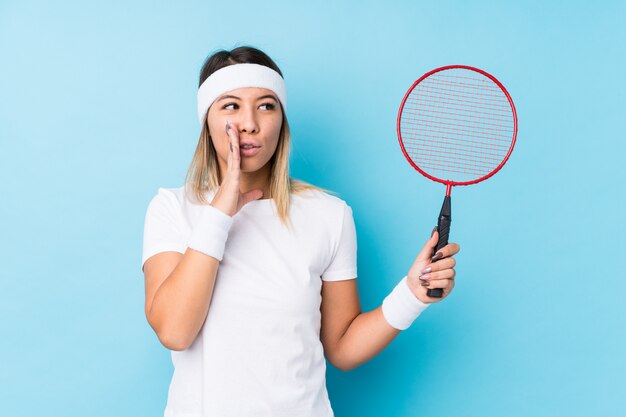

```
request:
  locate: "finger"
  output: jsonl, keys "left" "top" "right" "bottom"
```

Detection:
{"left": 226, "top": 120, "right": 241, "bottom": 171}
{"left": 227, "top": 120, "right": 240, "bottom": 169}
{"left": 414, "top": 227, "right": 440, "bottom": 264}
{"left": 420, "top": 268, "right": 455, "bottom": 281}
{"left": 421, "top": 278, "right": 454, "bottom": 290}
{"left": 225, "top": 120, "right": 233, "bottom": 171}
{"left": 431, "top": 242, "right": 461, "bottom": 261}
{"left": 425, "top": 280, "right": 454, "bottom": 299}
{"left": 420, "top": 257, "right": 456, "bottom": 274}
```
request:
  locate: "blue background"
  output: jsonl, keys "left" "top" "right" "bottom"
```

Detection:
{"left": 1, "top": 1, "right": 624, "bottom": 416}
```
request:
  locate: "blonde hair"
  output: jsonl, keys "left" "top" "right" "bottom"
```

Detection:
{"left": 184, "top": 102, "right": 335, "bottom": 229}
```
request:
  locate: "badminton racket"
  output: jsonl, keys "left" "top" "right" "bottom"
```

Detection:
{"left": 397, "top": 65, "right": 518, "bottom": 297}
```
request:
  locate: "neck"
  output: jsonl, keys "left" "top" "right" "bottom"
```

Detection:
{"left": 242, "top": 170, "right": 271, "bottom": 199}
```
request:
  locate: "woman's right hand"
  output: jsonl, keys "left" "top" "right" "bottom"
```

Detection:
{"left": 209, "top": 120, "right": 264, "bottom": 217}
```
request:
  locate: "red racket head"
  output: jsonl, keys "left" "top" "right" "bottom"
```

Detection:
{"left": 397, "top": 65, "right": 517, "bottom": 188}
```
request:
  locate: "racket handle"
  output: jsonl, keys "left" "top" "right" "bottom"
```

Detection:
{"left": 428, "top": 195, "right": 451, "bottom": 298}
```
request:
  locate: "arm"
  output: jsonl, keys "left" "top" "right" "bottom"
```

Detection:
{"left": 144, "top": 120, "right": 263, "bottom": 351}
{"left": 144, "top": 248, "right": 221, "bottom": 351}
{"left": 320, "top": 279, "right": 400, "bottom": 372}
{"left": 321, "top": 231, "right": 460, "bottom": 372}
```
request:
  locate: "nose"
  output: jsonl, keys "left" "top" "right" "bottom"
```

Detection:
{"left": 237, "top": 105, "right": 259, "bottom": 135}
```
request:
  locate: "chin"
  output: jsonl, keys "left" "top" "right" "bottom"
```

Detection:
{"left": 239, "top": 159, "right": 267, "bottom": 173}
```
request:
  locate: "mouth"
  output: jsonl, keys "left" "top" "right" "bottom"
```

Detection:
{"left": 239, "top": 145, "right": 262, "bottom": 157}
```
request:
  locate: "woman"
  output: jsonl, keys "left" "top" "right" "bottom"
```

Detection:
{"left": 142, "top": 46, "right": 460, "bottom": 417}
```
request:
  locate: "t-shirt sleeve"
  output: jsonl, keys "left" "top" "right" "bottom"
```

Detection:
{"left": 141, "top": 188, "right": 187, "bottom": 272}
{"left": 321, "top": 203, "right": 358, "bottom": 281}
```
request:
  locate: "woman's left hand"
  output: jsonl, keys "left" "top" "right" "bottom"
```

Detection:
{"left": 406, "top": 228, "right": 460, "bottom": 304}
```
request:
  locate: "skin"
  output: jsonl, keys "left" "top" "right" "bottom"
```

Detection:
{"left": 155, "top": 85, "right": 461, "bottom": 367}
{"left": 206, "top": 86, "right": 460, "bottom": 304}
{"left": 321, "top": 231, "right": 460, "bottom": 371}
{"left": 142, "top": 88, "right": 284, "bottom": 351}
{"left": 206, "top": 87, "right": 283, "bottom": 216}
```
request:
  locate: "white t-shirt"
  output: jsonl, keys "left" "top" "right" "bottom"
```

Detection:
{"left": 141, "top": 185, "right": 358, "bottom": 417}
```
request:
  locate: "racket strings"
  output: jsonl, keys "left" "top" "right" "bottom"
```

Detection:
{"left": 400, "top": 68, "right": 515, "bottom": 183}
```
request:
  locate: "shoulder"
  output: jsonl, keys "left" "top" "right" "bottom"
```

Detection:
{"left": 147, "top": 185, "right": 223, "bottom": 229}
{"left": 151, "top": 184, "right": 215, "bottom": 205}
{"left": 145, "top": 185, "right": 188, "bottom": 217}
{"left": 148, "top": 185, "right": 185, "bottom": 206}
{"left": 292, "top": 188, "right": 351, "bottom": 213}
{"left": 291, "top": 189, "right": 355, "bottom": 234}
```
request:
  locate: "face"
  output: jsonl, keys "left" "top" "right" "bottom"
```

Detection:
{"left": 206, "top": 87, "right": 283, "bottom": 174}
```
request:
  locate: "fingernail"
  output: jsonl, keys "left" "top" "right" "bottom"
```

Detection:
{"left": 419, "top": 273, "right": 431, "bottom": 280}
{"left": 225, "top": 120, "right": 231, "bottom": 133}
{"left": 420, "top": 267, "right": 432, "bottom": 274}
{"left": 431, "top": 251, "right": 443, "bottom": 262}
{"left": 431, "top": 227, "right": 437, "bottom": 237}
{"left": 421, "top": 281, "right": 430, "bottom": 287}
{"left": 229, "top": 142, "right": 233, "bottom": 152}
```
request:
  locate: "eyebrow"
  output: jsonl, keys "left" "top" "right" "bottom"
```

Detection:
{"left": 217, "top": 94, "right": 278, "bottom": 102}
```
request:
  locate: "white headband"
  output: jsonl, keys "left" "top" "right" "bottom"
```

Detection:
{"left": 197, "top": 63, "right": 287, "bottom": 125}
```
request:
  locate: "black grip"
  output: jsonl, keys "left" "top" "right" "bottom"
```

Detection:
{"left": 427, "top": 195, "right": 451, "bottom": 298}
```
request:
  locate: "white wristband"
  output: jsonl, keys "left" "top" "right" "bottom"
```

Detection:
{"left": 382, "top": 276, "right": 430, "bottom": 330}
{"left": 187, "top": 204, "right": 234, "bottom": 261}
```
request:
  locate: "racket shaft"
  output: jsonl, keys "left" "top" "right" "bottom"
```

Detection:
{"left": 428, "top": 195, "right": 451, "bottom": 298}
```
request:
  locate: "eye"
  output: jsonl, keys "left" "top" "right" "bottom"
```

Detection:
{"left": 259, "top": 102, "right": 275, "bottom": 110}
{"left": 222, "top": 103, "right": 238, "bottom": 110}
